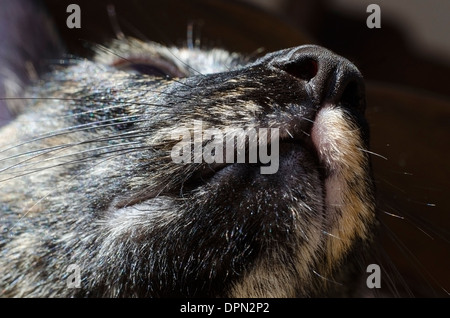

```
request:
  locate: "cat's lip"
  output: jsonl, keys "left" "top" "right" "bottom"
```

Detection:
{"left": 114, "top": 137, "right": 320, "bottom": 209}
{"left": 188, "top": 118, "right": 318, "bottom": 182}
{"left": 182, "top": 138, "right": 320, "bottom": 188}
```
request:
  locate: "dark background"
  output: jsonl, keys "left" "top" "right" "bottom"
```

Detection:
{"left": 32, "top": 0, "right": 450, "bottom": 297}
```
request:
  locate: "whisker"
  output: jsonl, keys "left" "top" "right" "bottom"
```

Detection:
{"left": 413, "top": 225, "right": 435, "bottom": 240}
{"left": 357, "top": 147, "right": 388, "bottom": 160}
{"left": 373, "top": 244, "right": 414, "bottom": 297}
{"left": 322, "top": 231, "right": 341, "bottom": 240}
{"left": 0, "top": 97, "right": 177, "bottom": 113}
{"left": 0, "top": 144, "right": 152, "bottom": 182}
{"left": 380, "top": 221, "right": 446, "bottom": 296}
{"left": 302, "top": 118, "right": 314, "bottom": 124}
{"left": 285, "top": 129, "right": 293, "bottom": 139}
{"left": 312, "top": 270, "right": 343, "bottom": 286}
{"left": 400, "top": 209, "right": 450, "bottom": 244}
{"left": 0, "top": 143, "right": 71, "bottom": 175}
{"left": 164, "top": 47, "right": 206, "bottom": 78}
{"left": 0, "top": 129, "right": 146, "bottom": 163}
{"left": 376, "top": 176, "right": 408, "bottom": 194}
{"left": 301, "top": 130, "right": 310, "bottom": 137}
{"left": 382, "top": 210, "right": 405, "bottom": 219}
{"left": 0, "top": 141, "right": 143, "bottom": 175}
{"left": 5, "top": 147, "right": 144, "bottom": 233}
{"left": 0, "top": 116, "right": 147, "bottom": 154}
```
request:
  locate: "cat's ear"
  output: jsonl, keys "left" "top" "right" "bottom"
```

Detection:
{"left": 0, "top": 0, "right": 64, "bottom": 123}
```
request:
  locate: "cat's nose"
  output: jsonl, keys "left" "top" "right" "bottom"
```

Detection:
{"left": 269, "top": 45, "right": 366, "bottom": 112}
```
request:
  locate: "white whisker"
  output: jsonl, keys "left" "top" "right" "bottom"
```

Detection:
{"left": 357, "top": 147, "right": 388, "bottom": 160}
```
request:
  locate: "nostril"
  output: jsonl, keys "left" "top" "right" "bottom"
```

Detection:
{"left": 268, "top": 46, "right": 366, "bottom": 111}
{"left": 280, "top": 57, "right": 318, "bottom": 82}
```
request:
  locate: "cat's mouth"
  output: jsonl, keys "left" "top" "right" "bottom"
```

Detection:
{"left": 114, "top": 102, "right": 363, "bottom": 211}
{"left": 182, "top": 134, "right": 319, "bottom": 185}
{"left": 114, "top": 137, "right": 321, "bottom": 209}
{"left": 111, "top": 114, "right": 325, "bottom": 209}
